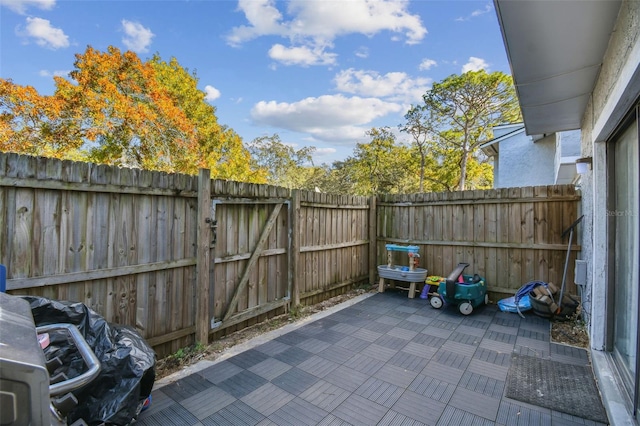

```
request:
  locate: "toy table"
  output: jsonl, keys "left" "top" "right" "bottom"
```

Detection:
{"left": 377, "top": 244, "right": 428, "bottom": 298}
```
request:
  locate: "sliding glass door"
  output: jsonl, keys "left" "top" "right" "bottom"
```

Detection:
{"left": 611, "top": 106, "right": 639, "bottom": 413}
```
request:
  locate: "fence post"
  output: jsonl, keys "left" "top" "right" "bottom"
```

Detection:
{"left": 290, "top": 190, "right": 301, "bottom": 306}
{"left": 369, "top": 195, "right": 377, "bottom": 286}
{"left": 196, "top": 169, "right": 211, "bottom": 345}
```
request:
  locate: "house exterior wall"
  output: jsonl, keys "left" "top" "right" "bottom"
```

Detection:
{"left": 582, "top": 0, "right": 639, "bottom": 351}
{"left": 579, "top": 1, "right": 639, "bottom": 423}
{"left": 496, "top": 132, "right": 556, "bottom": 188}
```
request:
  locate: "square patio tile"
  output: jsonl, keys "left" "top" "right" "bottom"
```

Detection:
{"left": 227, "top": 349, "right": 270, "bottom": 369}
{"left": 162, "top": 374, "right": 215, "bottom": 403}
{"left": 448, "top": 386, "right": 501, "bottom": 421}
{"left": 441, "top": 340, "right": 478, "bottom": 358}
{"left": 343, "top": 353, "right": 385, "bottom": 375}
{"left": 317, "top": 344, "right": 357, "bottom": 364}
{"left": 201, "top": 400, "right": 265, "bottom": 426}
{"left": 198, "top": 360, "right": 244, "bottom": 385}
{"left": 274, "top": 346, "right": 314, "bottom": 366}
{"left": 136, "top": 402, "right": 200, "bottom": 426}
{"left": 268, "top": 397, "right": 329, "bottom": 426}
{"left": 459, "top": 370, "right": 505, "bottom": 399}
{"left": 408, "top": 373, "right": 456, "bottom": 403}
{"left": 401, "top": 341, "right": 438, "bottom": 360}
{"left": 466, "top": 358, "right": 509, "bottom": 382}
{"left": 355, "top": 377, "right": 404, "bottom": 408}
{"left": 333, "top": 394, "right": 389, "bottom": 426}
{"left": 432, "top": 348, "right": 472, "bottom": 370}
{"left": 248, "top": 357, "right": 292, "bottom": 380}
{"left": 241, "top": 383, "right": 295, "bottom": 416}
{"left": 437, "top": 405, "right": 496, "bottom": 426}
{"left": 387, "top": 350, "right": 430, "bottom": 372}
{"left": 180, "top": 386, "right": 236, "bottom": 420}
{"left": 496, "top": 400, "right": 552, "bottom": 426}
{"left": 421, "top": 361, "right": 465, "bottom": 385}
{"left": 296, "top": 338, "right": 332, "bottom": 354}
{"left": 254, "top": 340, "right": 291, "bottom": 356}
{"left": 272, "top": 367, "right": 320, "bottom": 395}
{"left": 373, "top": 363, "right": 419, "bottom": 388}
{"left": 473, "top": 347, "right": 511, "bottom": 366}
{"left": 391, "top": 389, "right": 446, "bottom": 425}
{"left": 217, "top": 370, "right": 268, "bottom": 399}
{"left": 297, "top": 355, "right": 341, "bottom": 378}
{"left": 300, "top": 380, "right": 351, "bottom": 411}
{"left": 360, "top": 343, "right": 398, "bottom": 362}
{"left": 323, "top": 365, "right": 370, "bottom": 392}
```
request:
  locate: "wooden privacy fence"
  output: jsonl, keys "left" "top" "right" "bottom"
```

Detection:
{"left": 0, "top": 154, "right": 373, "bottom": 357}
{"left": 377, "top": 186, "right": 582, "bottom": 298}
{"left": 1, "top": 154, "right": 201, "bottom": 357}
{"left": 0, "top": 153, "right": 581, "bottom": 356}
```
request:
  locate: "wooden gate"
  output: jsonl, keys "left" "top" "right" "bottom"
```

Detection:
{"left": 194, "top": 175, "right": 293, "bottom": 342}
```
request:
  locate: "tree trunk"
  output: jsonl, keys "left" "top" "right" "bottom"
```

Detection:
{"left": 458, "top": 151, "right": 468, "bottom": 191}
{"left": 419, "top": 153, "right": 425, "bottom": 192}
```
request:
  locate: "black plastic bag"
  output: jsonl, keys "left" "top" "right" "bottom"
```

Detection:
{"left": 24, "top": 296, "right": 156, "bottom": 426}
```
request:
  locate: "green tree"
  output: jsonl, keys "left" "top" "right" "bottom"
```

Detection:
{"left": 308, "top": 161, "right": 358, "bottom": 195}
{"left": 339, "top": 127, "right": 418, "bottom": 196}
{"left": 420, "top": 70, "right": 520, "bottom": 190}
{"left": 248, "top": 134, "right": 316, "bottom": 189}
{"left": 399, "top": 105, "right": 435, "bottom": 192}
{"left": 150, "top": 55, "right": 262, "bottom": 182}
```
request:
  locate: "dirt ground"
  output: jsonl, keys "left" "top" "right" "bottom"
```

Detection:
{"left": 155, "top": 289, "right": 589, "bottom": 380}
{"left": 549, "top": 309, "right": 590, "bottom": 348}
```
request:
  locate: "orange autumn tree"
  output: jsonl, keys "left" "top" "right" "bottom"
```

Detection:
{"left": 0, "top": 78, "right": 76, "bottom": 158}
{"left": 53, "top": 46, "right": 201, "bottom": 173}
{"left": 1, "top": 46, "right": 266, "bottom": 180}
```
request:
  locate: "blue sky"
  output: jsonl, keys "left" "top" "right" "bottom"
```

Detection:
{"left": 0, "top": 0, "right": 511, "bottom": 165}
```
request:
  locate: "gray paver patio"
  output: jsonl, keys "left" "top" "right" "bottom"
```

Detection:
{"left": 136, "top": 291, "right": 606, "bottom": 426}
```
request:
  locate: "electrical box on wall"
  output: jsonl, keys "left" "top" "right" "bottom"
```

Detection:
{"left": 575, "top": 260, "right": 588, "bottom": 286}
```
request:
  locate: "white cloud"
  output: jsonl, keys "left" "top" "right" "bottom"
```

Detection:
{"left": 203, "top": 85, "right": 221, "bottom": 102}
{"left": 228, "top": 0, "right": 427, "bottom": 66}
{"left": 268, "top": 43, "right": 337, "bottom": 66}
{"left": 251, "top": 94, "right": 402, "bottom": 142}
{"left": 0, "top": 0, "right": 55, "bottom": 14}
{"left": 226, "top": 0, "right": 287, "bottom": 46}
{"left": 314, "top": 147, "right": 337, "bottom": 157}
{"left": 455, "top": 4, "right": 493, "bottom": 22}
{"left": 462, "top": 57, "right": 489, "bottom": 73}
{"left": 472, "top": 4, "right": 493, "bottom": 17}
{"left": 354, "top": 47, "right": 369, "bottom": 59}
{"left": 121, "top": 20, "right": 154, "bottom": 53}
{"left": 419, "top": 58, "right": 437, "bottom": 71}
{"left": 39, "top": 69, "right": 69, "bottom": 77}
{"left": 22, "top": 17, "right": 69, "bottom": 49}
{"left": 333, "top": 68, "right": 430, "bottom": 103}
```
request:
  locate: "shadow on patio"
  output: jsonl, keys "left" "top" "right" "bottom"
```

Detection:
{"left": 136, "top": 291, "right": 607, "bottom": 426}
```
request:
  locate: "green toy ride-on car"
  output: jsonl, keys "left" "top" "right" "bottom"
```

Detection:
{"left": 430, "top": 262, "right": 488, "bottom": 315}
